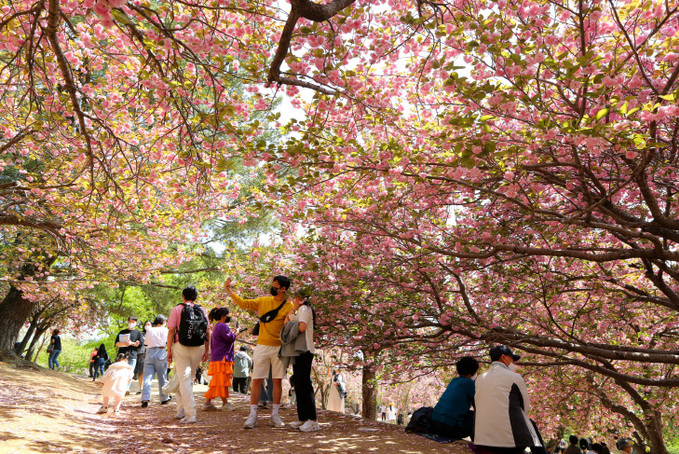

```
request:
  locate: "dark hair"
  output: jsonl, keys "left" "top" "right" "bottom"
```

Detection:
{"left": 52, "top": 329, "right": 60, "bottom": 335}
{"left": 239, "top": 345, "right": 248, "bottom": 352}
{"left": 115, "top": 352, "right": 128, "bottom": 362}
{"left": 570, "top": 436, "right": 579, "bottom": 446}
{"left": 208, "top": 307, "right": 231, "bottom": 323}
{"left": 273, "top": 275, "right": 291, "bottom": 291}
{"left": 183, "top": 285, "right": 198, "bottom": 301}
{"left": 153, "top": 314, "right": 167, "bottom": 326}
{"left": 580, "top": 439, "right": 590, "bottom": 451}
{"left": 592, "top": 443, "right": 604, "bottom": 454}
{"left": 98, "top": 343, "right": 107, "bottom": 357}
{"left": 456, "top": 356, "right": 480, "bottom": 376}
{"left": 128, "top": 316, "right": 138, "bottom": 322}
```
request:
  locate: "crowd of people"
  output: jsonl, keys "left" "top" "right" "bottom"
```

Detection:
{"left": 51, "top": 278, "right": 639, "bottom": 448}
{"left": 88, "top": 275, "right": 321, "bottom": 432}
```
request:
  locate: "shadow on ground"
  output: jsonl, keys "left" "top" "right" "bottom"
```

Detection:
{"left": 0, "top": 361, "right": 469, "bottom": 454}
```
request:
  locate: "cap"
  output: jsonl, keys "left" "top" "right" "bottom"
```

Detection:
{"left": 489, "top": 345, "right": 521, "bottom": 362}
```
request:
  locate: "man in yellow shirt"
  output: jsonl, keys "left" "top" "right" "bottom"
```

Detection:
{"left": 224, "top": 275, "right": 293, "bottom": 428}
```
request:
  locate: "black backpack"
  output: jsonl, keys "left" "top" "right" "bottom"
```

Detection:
{"left": 405, "top": 406, "right": 434, "bottom": 433}
{"left": 178, "top": 303, "right": 208, "bottom": 347}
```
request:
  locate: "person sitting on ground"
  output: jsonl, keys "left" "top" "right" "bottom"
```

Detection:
{"left": 97, "top": 352, "right": 134, "bottom": 414}
{"left": 431, "top": 356, "right": 479, "bottom": 438}
{"left": 406, "top": 356, "right": 478, "bottom": 439}
{"left": 564, "top": 436, "right": 583, "bottom": 454}
{"left": 472, "top": 345, "right": 547, "bottom": 454}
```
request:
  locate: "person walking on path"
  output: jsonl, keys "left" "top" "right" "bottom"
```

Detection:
{"left": 89, "top": 347, "right": 98, "bottom": 377}
{"left": 224, "top": 275, "right": 294, "bottom": 429}
{"left": 166, "top": 286, "right": 210, "bottom": 424}
{"left": 133, "top": 320, "right": 152, "bottom": 394}
{"left": 92, "top": 344, "right": 109, "bottom": 381}
{"left": 233, "top": 345, "right": 253, "bottom": 394}
{"left": 47, "top": 329, "right": 62, "bottom": 370}
{"left": 280, "top": 294, "right": 319, "bottom": 432}
{"left": 97, "top": 353, "right": 134, "bottom": 414}
{"left": 141, "top": 315, "right": 171, "bottom": 408}
{"left": 203, "top": 307, "right": 237, "bottom": 411}
{"left": 114, "top": 316, "right": 145, "bottom": 376}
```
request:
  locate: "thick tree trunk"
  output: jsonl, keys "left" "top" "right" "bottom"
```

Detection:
{"left": 644, "top": 411, "right": 667, "bottom": 454}
{"left": 361, "top": 363, "right": 377, "bottom": 420}
{"left": 0, "top": 286, "right": 37, "bottom": 356}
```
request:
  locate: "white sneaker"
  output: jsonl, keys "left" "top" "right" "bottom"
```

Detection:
{"left": 299, "top": 420, "right": 320, "bottom": 432}
{"left": 289, "top": 420, "right": 304, "bottom": 428}
{"left": 174, "top": 411, "right": 185, "bottom": 419}
{"left": 244, "top": 413, "right": 257, "bottom": 429}
{"left": 221, "top": 402, "right": 235, "bottom": 411}
{"left": 180, "top": 416, "right": 196, "bottom": 424}
{"left": 202, "top": 401, "right": 218, "bottom": 411}
{"left": 270, "top": 414, "right": 285, "bottom": 428}
{"left": 96, "top": 406, "right": 107, "bottom": 414}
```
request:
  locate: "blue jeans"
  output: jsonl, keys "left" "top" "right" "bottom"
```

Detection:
{"left": 127, "top": 357, "right": 137, "bottom": 389}
{"left": 93, "top": 358, "right": 105, "bottom": 379}
{"left": 142, "top": 348, "right": 169, "bottom": 402}
{"left": 48, "top": 350, "right": 61, "bottom": 370}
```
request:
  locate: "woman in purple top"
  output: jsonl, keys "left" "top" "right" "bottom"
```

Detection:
{"left": 203, "top": 307, "right": 236, "bottom": 411}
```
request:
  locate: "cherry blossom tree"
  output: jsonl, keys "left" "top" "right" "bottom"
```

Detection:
{"left": 249, "top": 0, "right": 679, "bottom": 451}
{"left": 0, "top": 0, "right": 278, "bottom": 353}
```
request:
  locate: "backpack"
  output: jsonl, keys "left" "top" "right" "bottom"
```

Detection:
{"left": 178, "top": 303, "right": 208, "bottom": 347}
{"left": 405, "top": 406, "right": 434, "bottom": 433}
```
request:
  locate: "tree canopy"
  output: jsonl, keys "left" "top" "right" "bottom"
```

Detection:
{"left": 1, "top": 0, "right": 678, "bottom": 451}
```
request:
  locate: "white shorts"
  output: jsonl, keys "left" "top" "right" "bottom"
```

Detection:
{"left": 252, "top": 345, "right": 287, "bottom": 379}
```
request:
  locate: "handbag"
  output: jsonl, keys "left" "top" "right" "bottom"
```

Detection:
{"left": 252, "top": 299, "right": 287, "bottom": 336}
{"left": 47, "top": 345, "right": 54, "bottom": 353}
{"left": 163, "top": 371, "right": 180, "bottom": 394}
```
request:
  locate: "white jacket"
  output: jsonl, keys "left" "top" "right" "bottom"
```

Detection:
{"left": 474, "top": 362, "right": 542, "bottom": 448}
{"left": 101, "top": 361, "right": 134, "bottom": 398}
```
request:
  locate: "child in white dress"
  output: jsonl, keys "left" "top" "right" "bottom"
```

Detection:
{"left": 97, "top": 353, "right": 134, "bottom": 414}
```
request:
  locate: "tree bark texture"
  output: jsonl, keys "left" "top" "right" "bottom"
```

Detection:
{"left": 361, "top": 363, "right": 377, "bottom": 420}
{"left": 0, "top": 286, "right": 37, "bottom": 356}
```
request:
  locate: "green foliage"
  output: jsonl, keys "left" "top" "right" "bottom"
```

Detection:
{"left": 38, "top": 337, "right": 114, "bottom": 374}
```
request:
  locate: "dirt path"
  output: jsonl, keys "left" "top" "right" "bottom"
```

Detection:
{"left": 0, "top": 361, "right": 469, "bottom": 454}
